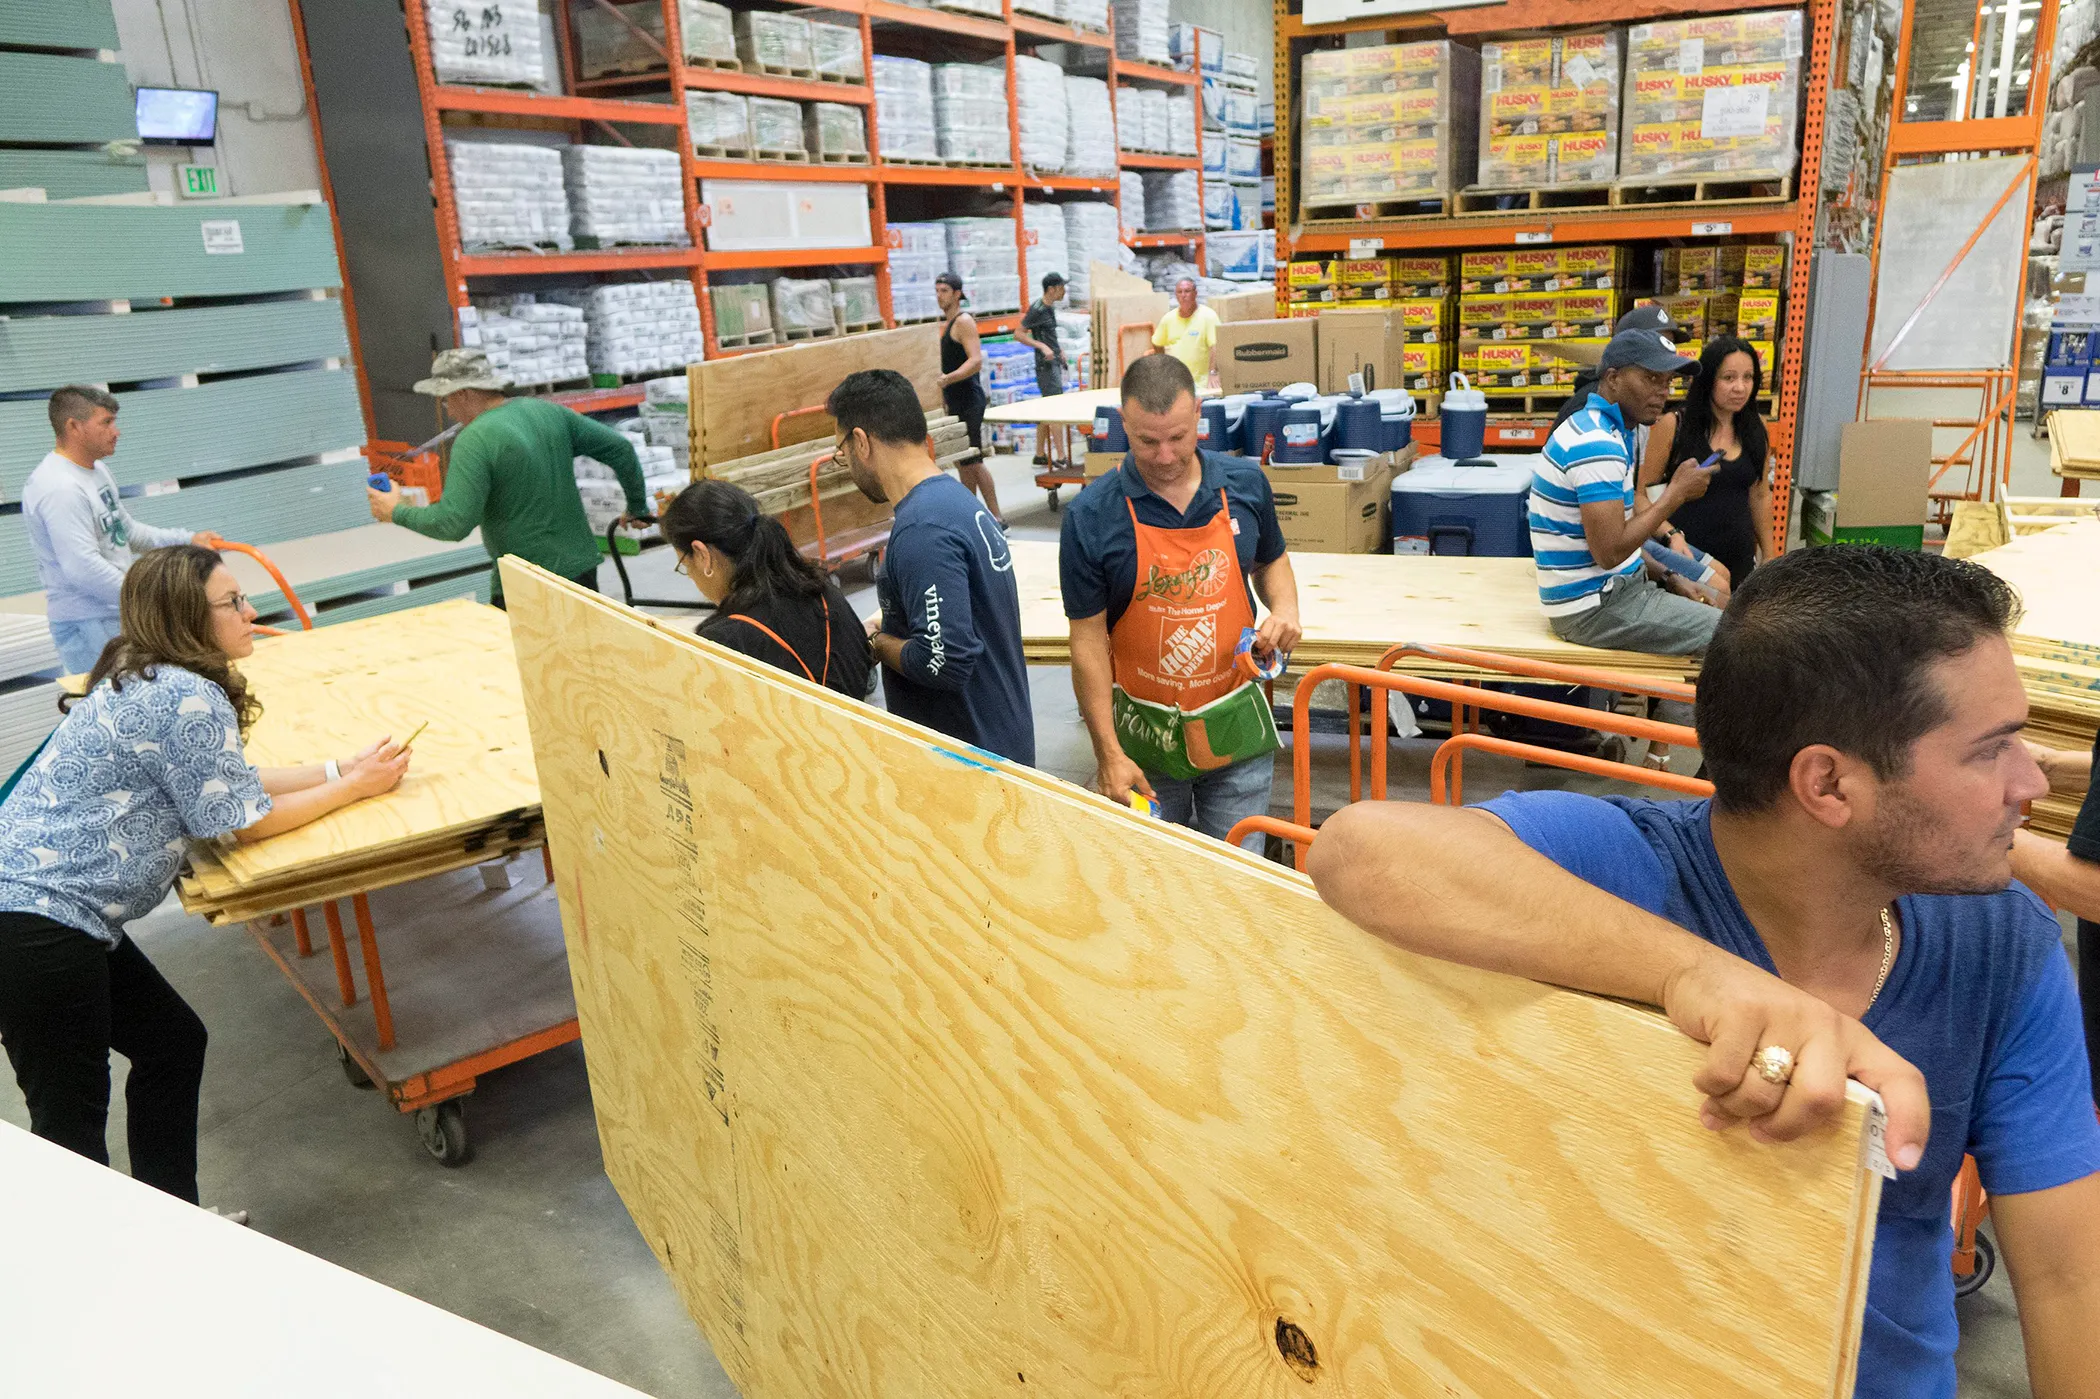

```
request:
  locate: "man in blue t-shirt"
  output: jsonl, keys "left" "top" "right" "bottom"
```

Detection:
{"left": 830, "top": 369, "right": 1034, "bottom": 766}
{"left": 1309, "top": 546, "right": 2100, "bottom": 1399}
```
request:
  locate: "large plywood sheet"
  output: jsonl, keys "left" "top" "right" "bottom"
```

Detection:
{"left": 688, "top": 322, "right": 942, "bottom": 466}
{"left": 503, "top": 559, "right": 1878, "bottom": 1399}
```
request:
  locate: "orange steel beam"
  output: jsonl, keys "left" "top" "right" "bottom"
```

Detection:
{"left": 1223, "top": 814, "right": 1317, "bottom": 867}
{"left": 290, "top": 908, "right": 313, "bottom": 959}
{"left": 1767, "top": 0, "right": 1838, "bottom": 557}
{"left": 1375, "top": 641, "right": 1695, "bottom": 701}
{"left": 320, "top": 900, "right": 357, "bottom": 1007}
{"left": 351, "top": 893, "right": 396, "bottom": 1053}
{"left": 1430, "top": 732, "right": 1715, "bottom": 808}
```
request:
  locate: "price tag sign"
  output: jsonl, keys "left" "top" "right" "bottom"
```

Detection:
{"left": 1691, "top": 221, "right": 1734, "bottom": 237}
{"left": 1700, "top": 86, "right": 1771, "bottom": 141}
{"left": 200, "top": 219, "right": 244, "bottom": 255}
{"left": 1347, "top": 237, "right": 1384, "bottom": 257}
{"left": 1515, "top": 230, "right": 1553, "bottom": 244}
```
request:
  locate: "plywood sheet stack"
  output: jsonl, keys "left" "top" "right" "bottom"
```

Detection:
{"left": 501, "top": 559, "right": 1881, "bottom": 1399}
{"left": 174, "top": 602, "right": 541, "bottom": 924}
{"left": 1974, "top": 520, "right": 2100, "bottom": 839}
{"left": 704, "top": 413, "right": 975, "bottom": 516}
{"left": 1007, "top": 539, "right": 1701, "bottom": 679}
{"left": 2047, "top": 409, "right": 2100, "bottom": 481}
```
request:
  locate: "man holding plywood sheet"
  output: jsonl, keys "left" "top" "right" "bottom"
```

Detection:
{"left": 1313, "top": 547, "right": 2100, "bottom": 1399}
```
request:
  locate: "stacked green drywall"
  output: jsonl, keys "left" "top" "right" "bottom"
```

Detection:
{"left": 0, "top": 0, "right": 144, "bottom": 198}
{"left": 0, "top": 0, "right": 121, "bottom": 50}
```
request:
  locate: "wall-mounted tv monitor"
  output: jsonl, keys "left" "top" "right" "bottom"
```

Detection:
{"left": 135, "top": 87, "right": 218, "bottom": 145}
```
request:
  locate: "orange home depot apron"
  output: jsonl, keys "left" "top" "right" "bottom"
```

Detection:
{"left": 1109, "top": 490, "right": 1281, "bottom": 781}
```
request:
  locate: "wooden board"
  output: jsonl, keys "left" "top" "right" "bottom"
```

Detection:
{"left": 206, "top": 600, "right": 539, "bottom": 890}
{"left": 1009, "top": 539, "right": 1701, "bottom": 679}
{"left": 502, "top": 558, "right": 1878, "bottom": 1399}
{"left": 687, "top": 323, "right": 942, "bottom": 468}
{"left": 1972, "top": 521, "right": 2100, "bottom": 838}
{"left": 983, "top": 385, "right": 1122, "bottom": 426}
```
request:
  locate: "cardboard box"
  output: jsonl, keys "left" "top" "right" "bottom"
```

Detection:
{"left": 1263, "top": 442, "right": 1411, "bottom": 485}
{"left": 1264, "top": 465, "right": 1393, "bottom": 553}
{"left": 1736, "top": 244, "right": 1786, "bottom": 289}
{"left": 1288, "top": 260, "right": 1334, "bottom": 287}
{"left": 1736, "top": 289, "right": 1781, "bottom": 341}
{"left": 1337, "top": 257, "right": 1391, "bottom": 285}
{"left": 1317, "top": 307, "right": 1402, "bottom": 393}
{"left": 1215, "top": 318, "right": 1319, "bottom": 392}
{"left": 1212, "top": 287, "right": 1280, "bottom": 323}
{"left": 1820, "top": 420, "right": 1931, "bottom": 549}
{"left": 1084, "top": 451, "right": 1123, "bottom": 478}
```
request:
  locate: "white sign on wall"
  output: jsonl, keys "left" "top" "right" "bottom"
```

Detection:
{"left": 1300, "top": 0, "right": 1500, "bottom": 26}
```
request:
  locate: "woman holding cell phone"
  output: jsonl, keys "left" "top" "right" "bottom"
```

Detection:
{"left": 1640, "top": 335, "right": 1771, "bottom": 587}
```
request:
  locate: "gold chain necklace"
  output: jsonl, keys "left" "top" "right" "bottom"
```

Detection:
{"left": 1868, "top": 906, "right": 1896, "bottom": 1008}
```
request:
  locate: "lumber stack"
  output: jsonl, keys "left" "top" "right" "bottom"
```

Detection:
{"left": 1972, "top": 520, "right": 2100, "bottom": 839}
{"left": 1009, "top": 539, "right": 1702, "bottom": 680}
{"left": 703, "top": 412, "right": 976, "bottom": 516}
{"left": 2047, "top": 410, "right": 2100, "bottom": 481}
{"left": 503, "top": 557, "right": 1879, "bottom": 1399}
{"left": 175, "top": 600, "right": 541, "bottom": 923}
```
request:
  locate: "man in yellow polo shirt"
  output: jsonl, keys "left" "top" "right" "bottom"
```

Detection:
{"left": 1152, "top": 278, "right": 1220, "bottom": 384}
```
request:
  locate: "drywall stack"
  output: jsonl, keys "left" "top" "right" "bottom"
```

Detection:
{"left": 1456, "top": 246, "right": 1624, "bottom": 396}
{"left": 1621, "top": 10, "right": 1804, "bottom": 180}
{"left": 888, "top": 222, "right": 949, "bottom": 322}
{"left": 1065, "top": 77, "right": 1118, "bottom": 177}
{"left": 874, "top": 56, "right": 939, "bottom": 161}
{"left": 805, "top": 103, "right": 868, "bottom": 160}
{"left": 1143, "top": 170, "right": 1200, "bottom": 231}
{"left": 575, "top": 0, "right": 736, "bottom": 75}
{"left": 1021, "top": 200, "right": 1070, "bottom": 295}
{"left": 562, "top": 146, "right": 687, "bottom": 246}
{"left": 1299, "top": 41, "right": 1480, "bottom": 212}
{"left": 1118, "top": 169, "right": 1146, "bottom": 234}
{"left": 686, "top": 91, "right": 751, "bottom": 153}
{"left": 0, "top": 0, "right": 147, "bottom": 197}
{"left": 542, "top": 282, "right": 705, "bottom": 379}
{"left": 943, "top": 218, "right": 1021, "bottom": 314}
{"left": 1478, "top": 30, "right": 1621, "bottom": 188}
{"left": 467, "top": 295, "right": 589, "bottom": 387}
{"left": 735, "top": 10, "right": 813, "bottom": 74}
{"left": 1015, "top": 55, "right": 1069, "bottom": 172}
{"left": 447, "top": 140, "right": 571, "bottom": 251}
{"left": 933, "top": 63, "right": 1012, "bottom": 167}
{"left": 0, "top": 617, "right": 61, "bottom": 783}
{"left": 770, "top": 277, "right": 838, "bottom": 337}
{"left": 1113, "top": 0, "right": 1169, "bottom": 65}
{"left": 425, "top": 0, "right": 545, "bottom": 85}
{"left": 1062, "top": 201, "right": 1122, "bottom": 306}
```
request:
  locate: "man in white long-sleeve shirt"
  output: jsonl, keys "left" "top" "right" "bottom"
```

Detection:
{"left": 22, "top": 385, "right": 215, "bottom": 673}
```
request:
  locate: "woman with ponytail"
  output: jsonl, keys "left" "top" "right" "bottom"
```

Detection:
{"left": 661, "top": 480, "right": 872, "bottom": 699}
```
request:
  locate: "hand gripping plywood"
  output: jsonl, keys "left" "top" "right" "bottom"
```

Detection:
{"left": 502, "top": 558, "right": 1880, "bottom": 1399}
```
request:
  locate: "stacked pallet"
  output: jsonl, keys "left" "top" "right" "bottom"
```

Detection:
{"left": 704, "top": 414, "right": 976, "bottom": 517}
{"left": 2047, "top": 408, "right": 2100, "bottom": 482}
{"left": 174, "top": 601, "right": 540, "bottom": 924}
{"left": 1007, "top": 540, "right": 1701, "bottom": 680}
{"left": 1972, "top": 520, "right": 2100, "bottom": 839}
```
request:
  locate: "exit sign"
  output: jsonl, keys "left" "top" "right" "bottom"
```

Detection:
{"left": 178, "top": 164, "right": 219, "bottom": 199}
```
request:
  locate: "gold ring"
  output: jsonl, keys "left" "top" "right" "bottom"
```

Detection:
{"left": 1753, "top": 1045, "right": 1795, "bottom": 1086}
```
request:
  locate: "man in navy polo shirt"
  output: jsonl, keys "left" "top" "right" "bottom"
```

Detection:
{"left": 1310, "top": 546, "right": 2100, "bottom": 1398}
{"left": 1059, "top": 354, "right": 1300, "bottom": 849}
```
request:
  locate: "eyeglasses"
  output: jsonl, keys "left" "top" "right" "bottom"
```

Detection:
{"left": 210, "top": 592, "right": 250, "bottom": 613}
{"left": 672, "top": 552, "right": 691, "bottom": 578}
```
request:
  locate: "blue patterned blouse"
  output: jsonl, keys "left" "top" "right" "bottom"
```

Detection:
{"left": 0, "top": 665, "right": 271, "bottom": 947}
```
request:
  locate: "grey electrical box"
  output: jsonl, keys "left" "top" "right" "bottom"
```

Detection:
{"left": 1791, "top": 250, "right": 1871, "bottom": 492}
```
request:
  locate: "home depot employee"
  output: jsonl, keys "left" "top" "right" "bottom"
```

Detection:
{"left": 367, "top": 349, "right": 648, "bottom": 605}
{"left": 1059, "top": 353, "right": 1301, "bottom": 849}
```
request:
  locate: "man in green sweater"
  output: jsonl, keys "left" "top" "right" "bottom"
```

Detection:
{"left": 368, "top": 349, "right": 649, "bottom": 603}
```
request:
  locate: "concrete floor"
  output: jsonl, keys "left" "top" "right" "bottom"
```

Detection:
{"left": 0, "top": 440, "right": 2073, "bottom": 1395}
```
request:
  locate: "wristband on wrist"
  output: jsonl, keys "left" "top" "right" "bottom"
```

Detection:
{"left": 325, "top": 759, "right": 341, "bottom": 782}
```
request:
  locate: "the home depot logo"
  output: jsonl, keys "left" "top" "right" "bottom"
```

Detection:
{"left": 1158, "top": 616, "right": 1217, "bottom": 681}
{"left": 1142, "top": 547, "right": 1230, "bottom": 603}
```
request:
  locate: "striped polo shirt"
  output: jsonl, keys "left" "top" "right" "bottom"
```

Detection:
{"left": 1530, "top": 394, "right": 1643, "bottom": 617}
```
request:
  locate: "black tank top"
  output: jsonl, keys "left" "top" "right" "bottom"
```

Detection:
{"left": 942, "top": 315, "right": 985, "bottom": 413}
{"left": 1662, "top": 418, "right": 1765, "bottom": 582}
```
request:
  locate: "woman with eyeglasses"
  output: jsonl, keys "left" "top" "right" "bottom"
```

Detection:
{"left": 663, "top": 480, "right": 872, "bottom": 699}
{"left": 0, "top": 545, "right": 407, "bottom": 1212}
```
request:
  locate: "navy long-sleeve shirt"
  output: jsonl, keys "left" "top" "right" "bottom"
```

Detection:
{"left": 876, "top": 474, "right": 1034, "bottom": 765}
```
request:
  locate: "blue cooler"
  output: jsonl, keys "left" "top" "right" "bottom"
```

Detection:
{"left": 1390, "top": 456, "right": 1536, "bottom": 557}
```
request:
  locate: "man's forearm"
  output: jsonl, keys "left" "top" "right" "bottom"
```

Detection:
{"left": 1069, "top": 623, "right": 1122, "bottom": 761}
{"left": 2012, "top": 830, "right": 2100, "bottom": 921}
{"left": 1252, "top": 556, "right": 1299, "bottom": 619}
{"left": 1308, "top": 801, "right": 1721, "bottom": 1007}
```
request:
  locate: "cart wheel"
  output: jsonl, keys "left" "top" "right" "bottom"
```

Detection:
{"left": 1046, "top": 488, "right": 1061, "bottom": 512}
{"left": 416, "top": 1100, "right": 472, "bottom": 1167}
{"left": 337, "top": 1041, "right": 374, "bottom": 1090}
{"left": 1955, "top": 1231, "right": 1996, "bottom": 1298}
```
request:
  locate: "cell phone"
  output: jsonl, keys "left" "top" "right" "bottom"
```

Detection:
{"left": 400, "top": 720, "right": 429, "bottom": 750}
{"left": 1699, "top": 450, "right": 1723, "bottom": 469}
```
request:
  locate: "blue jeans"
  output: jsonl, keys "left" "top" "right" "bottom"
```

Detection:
{"left": 49, "top": 616, "right": 120, "bottom": 675}
{"left": 1150, "top": 751, "right": 1276, "bottom": 852}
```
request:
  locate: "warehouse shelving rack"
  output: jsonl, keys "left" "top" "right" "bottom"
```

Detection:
{"left": 385, "top": 0, "right": 1209, "bottom": 378}
{"left": 1273, "top": 0, "right": 1838, "bottom": 556}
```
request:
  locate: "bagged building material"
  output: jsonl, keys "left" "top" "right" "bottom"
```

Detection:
{"left": 890, "top": 220, "right": 950, "bottom": 323}
{"left": 710, "top": 282, "right": 774, "bottom": 343}
{"left": 942, "top": 217, "right": 1021, "bottom": 314}
{"left": 806, "top": 102, "right": 868, "bottom": 159}
{"left": 1113, "top": 0, "right": 1169, "bottom": 65}
{"left": 1015, "top": 55, "right": 1069, "bottom": 171}
{"left": 934, "top": 63, "right": 1012, "bottom": 166}
{"left": 576, "top": 0, "right": 736, "bottom": 76}
{"left": 1299, "top": 40, "right": 1481, "bottom": 207}
{"left": 747, "top": 97, "right": 806, "bottom": 155}
{"left": 686, "top": 90, "right": 751, "bottom": 152}
{"left": 1139, "top": 88, "right": 1171, "bottom": 152}
{"left": 874, "top": 55, "right": 939, "bottom": 160}
{"left": 561, "top": 145, "right": 687, "bottom": 245}
{"left": 467, "top": 294, "right": 587, "bottom": 385}
{"left": 1061, "top": 199, "right": 1121, "bottom": 306}
{"left": 427, "top": 0, "right": 544, "bottom": 86}
{"left": 736, "top": 11, "right": 813, "bottom": 72}
{"left": 447, "top": 139, "right": 571, "bottom": 251}
{"left": 1169, "top": 22, "right": 1220, "bottom": 72}
{"left": 808, "top": 20, "right": 864, "bottom": 81}
{"left": 1064, "top": 0, "right": 1109, "bottom": 31}
{"left": 1014, "top": 0, "right": 1063, "bottom": 18}
{"left": 1022, "top": 199, "right": 1070, "bottom": 291}
{"left": 1478, "top": 29, "right": 1621, "bottom": 188}
{"left": 1117, "top": 85, "right": 1148, "bottom": 151}
{"left": 1065, "top": 75, "right": 1118, "bottom": 176}
{"left": 832, "top": 275, "right": 881, "bottom": 328}
{"left": 543, "top": 280, "right": 705, "bottom": 378}
{"left": 1142, "top": 168, "right": 1200, "bottom": 230}
{"left": 1168, "top": 92, "right": 1197, "bottom": 155}
{"left": 1203, "top": 178, "right": 1234, "bottom": 229}
{"left": 770, "top": 277, "right": 838, "bottom": 336}
{"left": 1118, "top": 169, "right": 1146, "bottom": 235}
{"left": 1621, "top": 10, "right": 1804, "bottom": 179}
